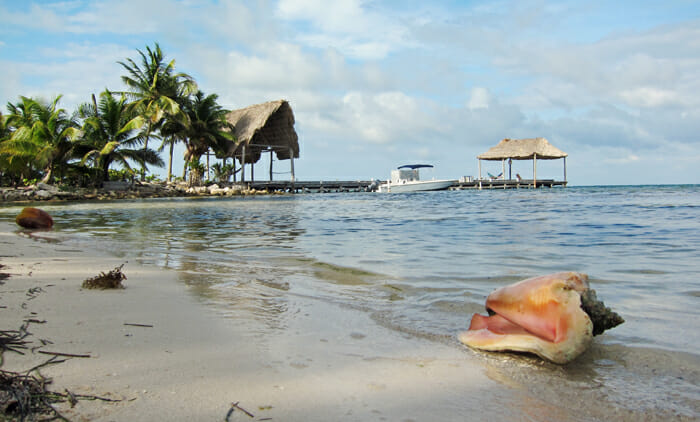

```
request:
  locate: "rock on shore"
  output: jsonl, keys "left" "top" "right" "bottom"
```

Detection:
{"left": 0, "top": 181, "right": 272, "bottom": 202}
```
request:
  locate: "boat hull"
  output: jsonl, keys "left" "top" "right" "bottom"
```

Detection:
{"left": 378, "top": 180, "right": 455, "bottom": 193}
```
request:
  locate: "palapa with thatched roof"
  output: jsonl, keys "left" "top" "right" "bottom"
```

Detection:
{"left": 477, "top": 137, "right": 568, "bottom": 185}
{"left": 226, "top": 99, "right": 299, "bottom": 182}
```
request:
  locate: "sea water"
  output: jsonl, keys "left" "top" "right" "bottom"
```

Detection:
{"left": 2, "top": 185, "right": 698, "bottom": 418}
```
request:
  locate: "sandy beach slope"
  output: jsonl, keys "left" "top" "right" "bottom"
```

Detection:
{"left": 1, "top": 221, "right": 553, "bottom": 421}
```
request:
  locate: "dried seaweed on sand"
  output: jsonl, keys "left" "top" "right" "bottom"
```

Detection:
{"left": 0, "top": 324, "right": 31, "bottom": 362}
{"left": 81, "top": 264, "right": 127, "bottom": 290}
{"left": 1, "top": 321, "right": 121, "bottom": 421}
{"left": 1, "top": 365, "right": 121, "bottom": 421}
{"left": 1, "top": 365, "right": 64, "bottom": 421}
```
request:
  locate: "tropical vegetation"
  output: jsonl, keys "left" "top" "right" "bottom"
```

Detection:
{"left": 160, "top": 90, "right": 235, "bottom": 184}
{"left": 0, "top": 42, "right": 237, "bottom": 188}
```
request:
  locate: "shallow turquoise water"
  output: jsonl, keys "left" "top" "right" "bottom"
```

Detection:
{"left": 2, "top": 185, "right": 699, "bottom": 418}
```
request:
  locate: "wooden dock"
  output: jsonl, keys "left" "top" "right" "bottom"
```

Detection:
{"left": 450, "top": 179, "right": 567, "bottom": 190}
{"left": 247, "top": 180, "right": 378, "bottom": 193}
{"left": 243, "top": 179, "right": 566, "bottom": 193}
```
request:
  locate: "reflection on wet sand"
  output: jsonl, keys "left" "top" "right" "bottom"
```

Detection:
{"left": 478, "top": 342, "right": 700, "bottom": 420}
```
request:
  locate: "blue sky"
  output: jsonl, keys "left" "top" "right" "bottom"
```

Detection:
{"left": 1, "top": 0, "right": 699, "bottom": 185}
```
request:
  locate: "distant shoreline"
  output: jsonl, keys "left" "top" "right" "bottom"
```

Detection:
{"left": 0, "top": 181, "right": 282, "bottom": 203}
{"left": 2, "top": 183, "right": 698, "bottom": 204}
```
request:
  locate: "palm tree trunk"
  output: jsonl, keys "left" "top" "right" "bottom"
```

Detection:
{"left": 206, "top": 149, "right": 210, "bottom": 182}
{"left": 41, "top": 167, "right": 52, "bottom": 184}
{"left": 141, "top": 122, "right": 152, "bottom": 181}
{"left": 141, "top": 135, "right": 148, "bottom": 181}
{"left": 103, "top": 162, "right": 111, "bottom": 183}
{"left": 167, "top": 141, "right": 174, "bottom": 182}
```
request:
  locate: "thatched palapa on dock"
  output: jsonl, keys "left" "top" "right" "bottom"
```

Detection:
{"left": 226, "top": 100, "right": 299, "bottom": 182}
{"left": 477, "top": 137, "right": 568, "bottom": 185}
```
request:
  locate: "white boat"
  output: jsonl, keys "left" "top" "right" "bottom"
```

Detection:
{"left": 377, "top": 164, "right": 455, "bottom": 193}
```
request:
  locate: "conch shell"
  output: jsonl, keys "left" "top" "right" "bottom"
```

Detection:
{"left": 459, "top": 272, "right": 623, "bottom": 364}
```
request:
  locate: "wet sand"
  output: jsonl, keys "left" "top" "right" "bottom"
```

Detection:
{"left": 1, "top": 221, "right": 697, "bottom": 421}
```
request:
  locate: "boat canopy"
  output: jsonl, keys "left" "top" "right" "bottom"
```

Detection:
{"left": 397, "top": 164, "right": 434, "bottom": 170}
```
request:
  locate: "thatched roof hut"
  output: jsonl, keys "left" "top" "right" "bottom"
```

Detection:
{"left": 477, "top": 137, "right": 567, "bottom": 161}
{"left": 225, "top": 100, "right": 299, "bottom": 181}
{"left": 477, "top": 137, "right": 568, "bottom": 184}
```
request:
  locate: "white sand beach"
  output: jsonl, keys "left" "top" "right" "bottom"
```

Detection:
{"left": 1, "top": 221, "right": 551, "bottom": 421}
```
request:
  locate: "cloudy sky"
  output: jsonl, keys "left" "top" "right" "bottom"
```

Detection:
{"left": 1, "top": 0, "right": 699, "bottom": 185}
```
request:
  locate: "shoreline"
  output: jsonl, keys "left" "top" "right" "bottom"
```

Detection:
{"left": 1, "top": 206, "right": 698, "bottom": 420}
{"left": 0, "top": 181, "right": 283, "bottom": 203}
{"left": 0, "top": 222, "right": 535, "bottom": 421}
{"left": 3, "top": 183, "right": 699, "bottom": 205}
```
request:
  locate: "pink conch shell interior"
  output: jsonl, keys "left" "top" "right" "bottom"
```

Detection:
{"left": 459, "top": 272, "right": 594, "bottom": 364}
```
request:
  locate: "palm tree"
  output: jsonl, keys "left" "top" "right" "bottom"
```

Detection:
{"left": 0, "top": 111, "right": 8, "bottom": 140}
{"left": 161, "top": 90, "right": 235, "bottom": 185}
{"left": 118, "top": 42, "right": 196, "bottom": 179}
{"left": 158, "top": 134, "right": 180, "bottom": 182}
{"left": 1, "top": 102, "right": 34, "bottom": 184}
{"left": 157, "top": 77, "right": 196, "bottom": 182}
{"left": 210, "top": 162, "right": 235, "bottom": 183}
{"left": 1, "top": 96, "right": 79, "bottom": 184}
{"left": 76, "top": 90, "right": 163, "bottom": 183}
{"left": 0, "top": 111, "right": 17, "bottom": 184}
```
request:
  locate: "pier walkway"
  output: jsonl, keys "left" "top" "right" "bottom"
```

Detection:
{"left": 248, "top": 180, "right": 377, "bottom": 193}
{"left": 450, "top": 179, "right": 567, "bottom": 190}
{"left": 244, "top": 179, "right": 566, "bottom": 193}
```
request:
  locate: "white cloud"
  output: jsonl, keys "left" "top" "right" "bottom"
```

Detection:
{"left": 276, "top": 0, "right": 367, "bottom": 32}
{"left": 604, "top": 154, "right": 641, "bottom": 165}
{"left": 619, "top": 87, "right": 681, "bottom": 108}
{"left": 341, "top": 91, "right": 415, "bottom": 144}
{"left": 0, "top": 40, "right": 134, "bottom": 112}
{"left": 467, "top": 87, "right": 491, "bottom": 110}
{"left": 275, "top": 0, "right": 409, "bottom": 60}
{"left": 504, "top": 20, "right": 700, "bottom": 112}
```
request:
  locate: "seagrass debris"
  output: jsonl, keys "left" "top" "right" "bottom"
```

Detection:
{"left": 0, "top": 264, "right": 9, "bottom": 284}
{"left": 0, "top": 319, "right": 49, "bottom": 366}
{"left": 1, "top": 321, "right": 119, "bottom": 421}
{"left": 1, "top": 366, "right": 121, "bottom": 421}
{"left": 0, "top": 328, "right": 31, "bottom": 367}
{"left": 225, "top": 401, "right": 255, "bottom": 420}
{"left": 1, "top": 366, "right": 64, "bottom": 420}
{"left": 81, "top": 264, "right": 127, "bottom": 289}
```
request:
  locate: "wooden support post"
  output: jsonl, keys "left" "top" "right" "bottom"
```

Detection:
{"left": 290, "top": 147, "right": 296, "bottom": 182}
{"left": 206, "top": 149, "right": 210, "bottom": 181}
{"left": 241, "top": 145, "right": 246, "bottom": 183}
{"left": 269, "top": 150, "right": 273, "bottom": 181}
{"left": 563, "top": 157, "right": 567, "bottom": 185}
{"left": 508, "top": 158, "right": 512, "bottom": 180}
{"left": 478, "top": 159, "right": 482, "bottom": 180}
{"left": 502, "top": 159, "right": 506, "bottom": 189}
{"left": 533, "top": 153, "right": 537, "bottom": 188}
